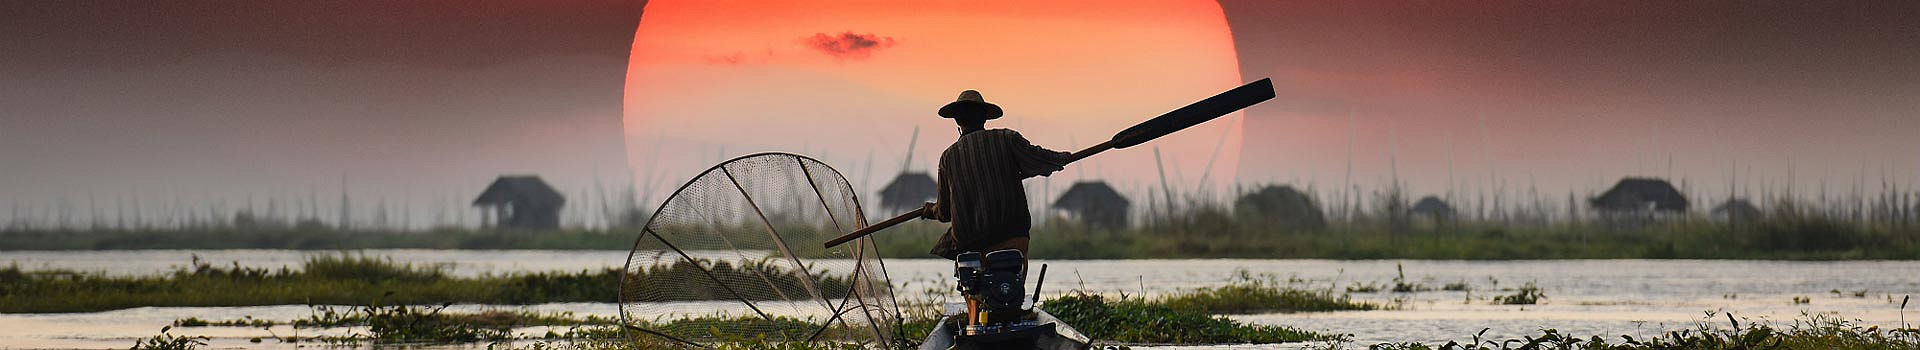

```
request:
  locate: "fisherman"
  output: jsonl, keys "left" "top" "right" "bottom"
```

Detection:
{"left": 921, "top": 90, "right": 1072, "bottom": 260}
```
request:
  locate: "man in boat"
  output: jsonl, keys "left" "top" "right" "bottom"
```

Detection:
{"left": 921, "top": 90, "right": 1072, "bottom": 260}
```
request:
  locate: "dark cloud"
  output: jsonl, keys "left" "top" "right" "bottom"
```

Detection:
{"left": 803, "top": 32, "right": 898, "bottom": 60}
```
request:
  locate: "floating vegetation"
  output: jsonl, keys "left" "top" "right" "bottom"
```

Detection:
{"left": 130, "top": 326, "right": 209, "bottom": 350}
{"left": 148, "top": 279, "right": 1361, "bottom": 349}
{"left": 1161, "top": 281, "right": 1377, "bottom": 314}
{"left": 0, "top": 254, "right": 843, "bottom": 313}
{"left": 1492, "top": 282, "right": 1544, "bottom": 305}
{"left": 1358, "top": 313, "right": 1920, "bottom": 350}
{"left": 172, "top": 316, "right": 275, "bottom": 328}
{"left": 1045, "top": 293, "right": 1340, "bottom": 344}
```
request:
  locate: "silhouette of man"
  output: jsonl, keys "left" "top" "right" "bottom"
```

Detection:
{"left": 922, "top": 90, "right": 1071, "bottom": 260}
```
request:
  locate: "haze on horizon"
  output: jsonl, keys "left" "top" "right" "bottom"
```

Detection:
{"left": 2, "top": 0, "right": 1916, "bottom": 229}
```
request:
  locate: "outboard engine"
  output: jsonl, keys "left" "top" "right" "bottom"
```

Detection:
{"left": 924, "top": 249, "right": 1087, "bottom": 350}
{"left": 952, "top": 249, "right": 1043, "bottom": 338}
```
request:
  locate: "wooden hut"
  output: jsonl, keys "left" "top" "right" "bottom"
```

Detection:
{"left": 1590, "top": 178, "right": 1689, "bottom": 213}
{"left": 878, "top": 172, "right": 937, "bottom": 213}
{"left": 472, "top": 176, "right": 566, "bottom": 230}
{"left": 1233, "top": 185, "right": 1327, "bottom": 232}
{"left": 1711, "top": 198, "right": 1762, "bottom": 223}
{"left": 1052, "top": 181, "right": 1131, "bottom": 229}
{"left": 1410, "top": 196, "right": 1456, "bottom": 219}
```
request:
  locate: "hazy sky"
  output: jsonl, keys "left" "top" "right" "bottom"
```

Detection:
{"left": 1221, "top": 0, "right": 1920, "bottom": 199}
{"left": 1, "top": 1, "right": 645, "bottom": 227}
{"left": 3, "top": 1, "right": 1916, "bottom": 228}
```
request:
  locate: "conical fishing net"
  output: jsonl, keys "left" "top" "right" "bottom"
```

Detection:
{"left": 621, "top": 152, "right": 901, "bottom": 348}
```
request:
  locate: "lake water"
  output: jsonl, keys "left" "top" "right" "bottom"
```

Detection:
{"left": 3, "top": 250, "right": 1917, "bottom": 349}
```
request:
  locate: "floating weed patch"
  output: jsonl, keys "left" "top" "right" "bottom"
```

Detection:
{"left": 1492, "top": 282, "right": 1545, "bottom": 305}
{"left": 0, "top": 255, "right": 841, "bottom": 313}
{"left": 1046, "top": 293, "right": 1340, "bottom": 344}
{"left": 130, "top": 326, "right": 209, "bottom": 350}
{"left": 1162, "top": 282, "right": 1377, "bottom": 314}
{"left": 1358, "top": 313, "right": 1920, "bottom": 350}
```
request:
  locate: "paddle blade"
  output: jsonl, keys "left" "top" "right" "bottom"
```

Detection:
{"left": 1109, "top": 78, "right": 1274, "bottom": 149}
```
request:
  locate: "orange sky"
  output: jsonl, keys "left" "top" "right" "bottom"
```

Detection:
{"left": 625, "top": 0, "right": 1247, "bottom": 201}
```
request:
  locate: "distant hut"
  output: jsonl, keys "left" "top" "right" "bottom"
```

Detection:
{"left": 878, "top": 172, "right": 937, "bottom": 213}
{"left": 1590, "top": 178, "right": 1689, "bottom": 214}
{"left": 1410, "top": 196, "right": 1456, "bottom": 219}
{"left": 1052, "top": 181, "right": 1131, "bottom": 229}
{"left": 473, "top": 176, "right": 566, "bottom": 230}
{"left": 878, "top": 127, "right": 937, "bottom": 213}
{"left": 1233, "top": 185, "right": 1327, "bottom": 232}
{"left": 1711, "top": 198, "right": 1762, "bottom": 223}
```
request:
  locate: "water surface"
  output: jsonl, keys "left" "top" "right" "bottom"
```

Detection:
{"left": 3, "top": 250, "right": 1915, "bottom": 349}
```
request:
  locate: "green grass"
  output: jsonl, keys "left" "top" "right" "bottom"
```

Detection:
{"left": 1162, "top": 283, "right": 1376, "bottom": 314}
{"left": 0, "top": 254, "right": 846, "bottom": 313}
{"left": 1045, "top": 293, "right": 1341, "bottom": 344}
{"left": 1360, "top": 313, "right": 1920, "bottom": 350}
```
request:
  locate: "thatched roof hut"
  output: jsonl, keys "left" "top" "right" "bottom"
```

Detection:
{"left": 1711, "top": 198, "right": 1762, "bottom": 223}
{"left": 473, "top": 176, "right": 566, "bottom": 230}
{"left": 1052, "top": 181, "right": 1131, "bottom": 229}
{"left": 1233, "top": 185, "right": 1327, "bottom": 232}
{"left": 1410, "top": 196, "right": 1455, "bottom": 218}
{"left": 1590, "top": 178, "right": 1689, "bottom": 213}
{"left": 878, "top": 172, "right": 936, "bottom": 213}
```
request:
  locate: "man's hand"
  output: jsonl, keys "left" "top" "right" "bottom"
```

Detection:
{"left": 920, "top": 202, "right": 939, "bottom": 220}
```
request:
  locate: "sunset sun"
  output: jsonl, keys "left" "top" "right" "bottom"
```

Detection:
{"left": 622, "top": 0, "right": 1247, "bottom": 197}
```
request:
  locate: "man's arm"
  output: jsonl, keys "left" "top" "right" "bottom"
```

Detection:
{"left": 1009, "top": 131, "right": 1072, "bottom": 178}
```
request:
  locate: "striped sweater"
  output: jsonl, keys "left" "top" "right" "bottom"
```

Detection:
{"left": 928, "top": 128, "right": 1071, "bottom": 258}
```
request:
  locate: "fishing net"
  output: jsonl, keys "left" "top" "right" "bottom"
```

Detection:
{"left": 620, "top": 152, "right": 901, "bottom": 348}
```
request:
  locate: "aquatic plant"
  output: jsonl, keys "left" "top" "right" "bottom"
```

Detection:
{"left": 1046, "top": 293, "right": 1340, "bottom": 344}
{"left": 1359, "top": 313, "right": 1920, "bottom": 350}
{"left": 0, "top": 255, "right": 845, "bottom": 313}
{"left": 1161, "top": 281, "right": 1377, "bottom": 314}
{"left": 1492, "top": 282, "right": 1544, "bottom": 305}
{"left": 130, "top": 326, "right": 209, "bottom": 350}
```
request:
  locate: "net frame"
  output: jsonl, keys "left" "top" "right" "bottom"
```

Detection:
{"left": 619, "top": 152, "right": 902, "bottom": 348}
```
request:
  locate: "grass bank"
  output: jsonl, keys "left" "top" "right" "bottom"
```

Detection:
{"left": 0, "top": 254, "right": 845, "bottom": 313}
{"left": 867, "top": 214, "right": 1920, "bottom": 260}
{"left": 7, "top": 211, "right": 1920, "bottom": 260}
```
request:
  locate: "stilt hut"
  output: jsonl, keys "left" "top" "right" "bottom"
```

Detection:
{"left": 1590, "top": 178, "right": 1690, "bottom": 213}
{"left": 878, "top": 172, "right": 937, "bottom": 213}
{"left": 1052, "top": 181, "right": 1131, "bottom": 229}
{"left": 1233, "top": 185, "right": 1327, "bottom": 232}
{"left": 473, "top": 176, "right": 566, "bottom": 230}
{"left": 1410, "top": 196, "right": 1456, "bottom": 220}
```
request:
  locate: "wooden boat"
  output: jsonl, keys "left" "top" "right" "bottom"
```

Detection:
{"left": 918, "top": 307, "right": 1093, "bottom": 350}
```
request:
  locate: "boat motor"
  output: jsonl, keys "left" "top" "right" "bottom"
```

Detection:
{"left": 953, "top": 249, "right": 1044, "bottom": 337}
